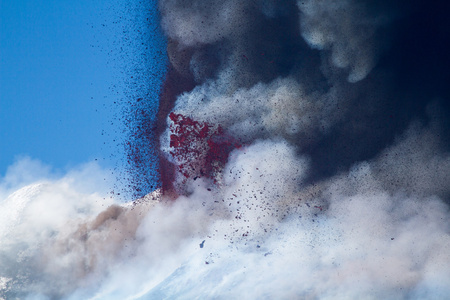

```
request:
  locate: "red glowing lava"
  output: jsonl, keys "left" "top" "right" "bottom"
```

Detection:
{"left": 168, "top": 112, "right": 241, "bottom": 192}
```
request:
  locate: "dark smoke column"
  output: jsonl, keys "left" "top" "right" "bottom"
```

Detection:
{"left": 150, "top": 0, "right": 450, "bottom": 200}
{"left": 155, "top": 1, "right": 312, "bottom": 196}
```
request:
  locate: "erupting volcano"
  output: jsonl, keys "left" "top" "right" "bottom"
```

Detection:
{"left": 165, "top": 112, "right": 242, "bottom": 194}
{"left": 1, "top": 0, "right": 450, "bottom": 299}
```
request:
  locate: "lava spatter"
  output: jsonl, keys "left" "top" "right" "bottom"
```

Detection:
{"left": 167, "top": 112, "right": 241, "bottom": 194}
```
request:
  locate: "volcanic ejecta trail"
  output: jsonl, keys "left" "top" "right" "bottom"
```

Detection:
{"left": 1, "top": 0, "right": 450, "bottom": 299}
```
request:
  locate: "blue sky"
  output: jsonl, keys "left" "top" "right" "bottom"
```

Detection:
{"left": 0, "top": 0, "right": 165, "bottom": 178}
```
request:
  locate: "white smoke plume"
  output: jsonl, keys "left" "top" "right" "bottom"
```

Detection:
{"left": 3, "top": 128, "right": 449, "bottom": 299}
{"left": 2, "top": 0, "right": 450, "bottom": 299}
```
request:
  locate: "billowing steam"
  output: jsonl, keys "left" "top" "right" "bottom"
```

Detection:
{"left": 2, "top": 0, "right": 450, "bottom": 299}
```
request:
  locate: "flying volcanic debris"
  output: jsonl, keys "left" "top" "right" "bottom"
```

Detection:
{"left": 1, "top": 0, "right": 450, "bottom": 299}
